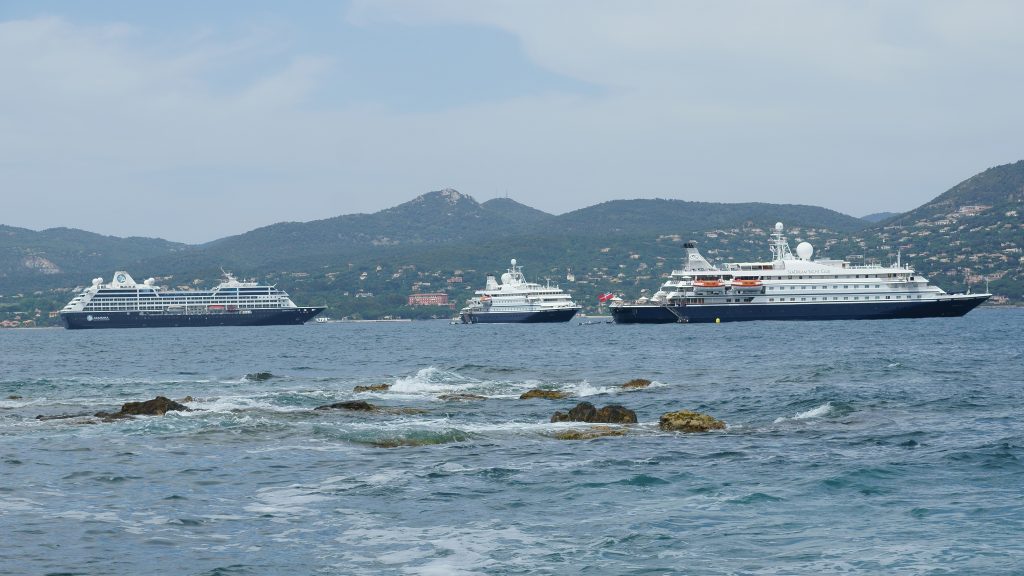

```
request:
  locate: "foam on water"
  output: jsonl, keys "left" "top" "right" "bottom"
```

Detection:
{"left": 390, "top": 366, "right": 478, "bottom": 395}
{"left": 774, "top": 401, "right": 833, "bottom": 423}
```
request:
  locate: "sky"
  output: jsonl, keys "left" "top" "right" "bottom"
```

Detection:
{"left": 2, "top": 1, "right": 1022, "bottom": 243}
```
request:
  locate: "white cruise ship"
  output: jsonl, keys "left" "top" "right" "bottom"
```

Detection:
{"left": 459, "top": 259, "right": 581, "bottom": 323}
{"left": 60, "top": 271, "right": 323, "bottom": 329}
{"left": 612, "top": 223, "right": 989, "bottom": 323}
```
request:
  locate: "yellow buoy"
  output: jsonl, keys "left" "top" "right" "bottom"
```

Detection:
{"left": 715, "top": 318, "right": 721, "bottom": 324}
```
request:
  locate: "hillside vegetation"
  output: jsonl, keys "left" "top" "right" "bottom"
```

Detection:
{"left": 2, "top": 161, "right": 1021, "bottom": 325}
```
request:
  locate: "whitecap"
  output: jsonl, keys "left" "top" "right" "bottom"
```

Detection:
{"left": 774, "top": 401, "right": 832, "bottom": 423}
{"left": 390, "top": 366, "right": 478, "bottom": 395}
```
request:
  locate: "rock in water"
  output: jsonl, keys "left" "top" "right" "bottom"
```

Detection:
{"left": 353, "top": 384, "right": 391, "bottom": 393}
{"left": 520, "top": 389, "right": 568, "bottom": 400}
{"left": 621, "top": 378, "right": 652, "bottom": 389}
{"left": 659, "top": 410, "right": 726, "bottom": 432}
{"left": 315, "top": 400, "right": 376, "bottom": 411}
{"left": 551, "top": 402, "right": 637, "bottom": 424}
{"left": 118, "top": 396, "right": 190, "bottom": 416}
{"left": 245, "top": 372, "right": 274, "bottom": 381}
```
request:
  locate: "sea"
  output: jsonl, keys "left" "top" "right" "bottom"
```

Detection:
{"left": 1, "top": 308, "right": 1022, "bottom": 575}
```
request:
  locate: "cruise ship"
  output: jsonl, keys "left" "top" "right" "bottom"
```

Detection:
{"left": 611, "top": 223, "right": 990, "bottom": 324}
{"left": 459, "top": 259, "right": 581, "bottom": 323}
{"left": 60, "top": 271, "right": 324, "bottom": 329}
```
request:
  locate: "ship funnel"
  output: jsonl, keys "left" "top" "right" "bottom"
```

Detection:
{"left": 682, "top": 242, "right": 719, "bottom": 272}
{"left": 485, "top": 274, "right": 499, "bottom": 290}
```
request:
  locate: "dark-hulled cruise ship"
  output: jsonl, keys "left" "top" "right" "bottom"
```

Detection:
{"left": 611, "top": 223, "right": 989, "bottom": 324}
{"left": 60, "top": 271, "right": 323, "bottom": 329}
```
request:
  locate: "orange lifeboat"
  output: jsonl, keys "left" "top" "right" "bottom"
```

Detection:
{"left": 693, "top": 279, "right": 723, "bottom": 288}
{"left": 731, "top": 279, "right": 763, "bottom": 287}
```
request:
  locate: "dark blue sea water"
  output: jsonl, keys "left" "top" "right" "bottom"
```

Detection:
{"left": 2, "top": 309, "right": 1023, "bottom": 575}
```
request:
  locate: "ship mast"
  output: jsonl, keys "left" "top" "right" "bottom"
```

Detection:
{"left": 770, "top": 222, "right": 794, "bottom": 261}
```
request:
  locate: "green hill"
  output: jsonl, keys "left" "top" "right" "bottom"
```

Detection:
{"left": 2, "top": 162, "right": 1022, "bottom": 325}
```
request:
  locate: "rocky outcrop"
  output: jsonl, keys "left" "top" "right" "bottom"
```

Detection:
{"left": 551, "top": 402, "right": 637, "bottom": 424}
{"left": 353, "top": 384, "right": 390, "bottom": 393}
{"left": 245, "top": 372, "right": 275, "bottom": 381}
{"left": 553, "top": 426, "right": 628, "bottom": 440}
{"left": 315, "top": 400, "right": 376, "bottom": 411}
{"left": 621, "top": 379, "right": 652, "bottom": 389}
{"left": 659, "top": 410, "right": 726, "bottom": 432}
{"left": 91, "top": 396, "right": 191, "bottom": 421}
{"left": 314, "top": 400, "right": 426, "bottom": 415}
{"left": 520, "top": 389, "right": 568, "bottom": 400}
{"left": 118, "top": 397, "right": 190, "bottom": 416}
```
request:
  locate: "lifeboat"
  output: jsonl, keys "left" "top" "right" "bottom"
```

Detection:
{"left": 692, "top": 279, "right": 723, "bottom": 288}
{"left": 731, "top": 279, "right": 763, "bottom": 287}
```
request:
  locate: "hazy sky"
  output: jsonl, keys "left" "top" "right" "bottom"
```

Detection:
{"left": 2, "top": 1, "right": 1022, "bottom": 243}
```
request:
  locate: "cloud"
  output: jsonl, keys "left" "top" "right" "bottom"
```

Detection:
{"left": 2, "top": 4, "right": 1024, "bottom": 242}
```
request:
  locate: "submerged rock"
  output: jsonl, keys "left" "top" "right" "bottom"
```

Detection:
{"left": 8, "top": 395, "right": 23, "bottom": 400}
{"left": 36, "top": 413, "right": 92, "bottom": 421}
{"left": 245, "top": 372, "right": 275, "bottom": 381}
{"left": 520, "top": 389, "right": 568, "bottom": 400}
{"left": 380, "top": 407, "right": 428, "bottom": 415}
{"left": 177, "top": 396, "right": 194, "bottom": 403}
{"left": 621, "top": 378, "right": 652, "bottom": 389}
{"left": 551, "top": 402, "right": 637, "bottom": 424}
{"left": 438, "top": 393, "right": 487, "bottom": 401}
{"left": 553, "top": 426, "right": 628, "bottom": 441}
{"left": 659, "top": 410, "right": 726, "bottom": 432}
{"left": 315, "top": 400, "right": 376, "bottom": 411}
{"left": 353, "top": 384, "right": 391, "bottom": 393}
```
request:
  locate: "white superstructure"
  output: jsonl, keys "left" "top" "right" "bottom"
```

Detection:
{"left": 61, "top": 271, "right": 301, "bottom": 315}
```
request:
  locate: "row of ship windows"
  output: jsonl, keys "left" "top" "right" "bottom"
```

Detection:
{"left": 766, "top": 284, "right": 894, "bottom": 290}
{"left": 83, "top": 304, "right": 282, "bottom": 310}
{"left": 766, "top": 295, "right": 924, "bottom": 302}
{"left": 91, "top": 297, "right": 283, "bottom": 302}
{"left": 726, "top": 274, "right": 909, "bottom": 280}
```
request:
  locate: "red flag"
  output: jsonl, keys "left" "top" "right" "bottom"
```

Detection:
{"left": 598, "top": 292, "right": 614, "bottom": 302}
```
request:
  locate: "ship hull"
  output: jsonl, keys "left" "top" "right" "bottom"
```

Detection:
{"left": 61, "top": 307, "right": 324, "bottom": 329}
{"left": 460, "top": 307, "right": 580, "bottom": 324}
{"left": 610, "top": 305, "right": 678, "bottom": 324}
{"left": 665, "top": 296, "right": 989, "bottom": 323}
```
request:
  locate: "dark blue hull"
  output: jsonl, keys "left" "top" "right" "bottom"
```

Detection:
{"left": 61, "top": 307, "right": 324, "bottom": 329}
{"left": 610, "top": 305, "right": 678, "bottom": 324}
{"left": 460, "top": 307, "right": 580, "bottom": 324}
{"left": 666, "top": 296, "right": 989, "bottom": 323}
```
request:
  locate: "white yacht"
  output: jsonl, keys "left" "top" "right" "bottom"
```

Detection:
{"left": 459, "top": 259, "right": 581, "bottom": 323}
{"left": 612, "top": 223, "right": 989, "bottom": 323}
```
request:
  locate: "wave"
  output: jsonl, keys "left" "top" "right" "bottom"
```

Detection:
{"left": 774, "top": 402, "right": 833, "bottom": 423}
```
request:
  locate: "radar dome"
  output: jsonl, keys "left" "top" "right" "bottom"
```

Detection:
{"left": 775, "top": 222, "right": 784, "bottom": 232}
{"left": 144, "top": 278, "right": 155, "bottom": 286}
{"left": 796, "top": 242, "right": 814, "bottom": 260}
{"left": 501, "top": 272, "right": 513, "bottom": 284}
{"left": 511, "top": 258, "right": 517, "bottom": 267}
